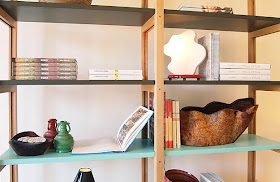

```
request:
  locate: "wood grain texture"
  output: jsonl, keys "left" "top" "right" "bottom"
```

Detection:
{"left": 248, "top": 1, "right": 256, "bottom": 182}
{"left": 273, "top": 149, "right": 280, "bottom": 153}
{"left": 250, "top": 24, "right": 280, "bottom": 38}
{"left": 141, "top": 0, "right": 148, "bottom": 8}
{"left": 154, "top": 0, "right": 164, "bottom": 181}
{"left": 142, "top": 85, "right": 154, "bottom": 92}
{"left": 252, "top": 85, "right": 280, "bottom": 91}
{"left": 142, "top": 31, "right": 148, "bottom": 80}
{"left": 0, "top": 8, "right": 17, "bottom": 28}
{"left": 141, "top": 158, "right": 148, "bottom": 182}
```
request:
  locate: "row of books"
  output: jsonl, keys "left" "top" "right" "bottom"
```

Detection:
{"left": 12, "top": 58, "right": 78, "bottom": 80}
{"left": 165, "top": 99, "right": 181, "bottom": 149}
{"left": 178, "top": 4, "right": 233, "bottom": 14}
{"left": 219, "top": 62, "right": 271, "bottom": 81}
{"left": 88, "top": 69, "right": 143, "bottom": 80}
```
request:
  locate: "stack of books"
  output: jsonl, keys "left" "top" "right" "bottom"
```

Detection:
{"left": 178, "top": 5, "right": 233, "bottom": 14}
{"left": 12, "top": 58, "right": 78, "bottom": 80}
{"left": 220, "top": 62, "right": 271, "bottom": 81}
{"left": 198, "top": 32, "right": 220, "bottom": 81}
{"left": 165, "top": 99, "right": 181, "bottom": 149}
{"left": 88, "top": 69, "right": 143, "bottom": 80}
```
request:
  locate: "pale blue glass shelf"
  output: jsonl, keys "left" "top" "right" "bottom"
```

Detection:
{"left": 165, "top": 134, "right": 280, "bottom": 156}
{"left": 0, "top": 139, "right": 154, "bottom": 165}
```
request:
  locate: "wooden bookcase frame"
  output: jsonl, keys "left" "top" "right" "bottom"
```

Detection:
{"left": 0, "top": 0, "right": 280, "bottom": 182}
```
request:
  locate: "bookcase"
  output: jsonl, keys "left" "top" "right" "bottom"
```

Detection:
{"left": 0, "top": 0, "right": 280, "bottom": 181}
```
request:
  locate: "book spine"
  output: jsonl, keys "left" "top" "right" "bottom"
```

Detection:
{"left": 89, "top": 75, "right": 143, "bottom": 80}
{"left": 89, "top": 69, "right": 142, "bottom": 75}
{"left": 13, "top": 75, "right": 77, "bottom": 80}
{"left": 164, "top": 100, "right": 169, "bottom": 148}
{"left": 220, "top": 74, "right": 270, "bottom": 81}
{"left": 13, "top": 71, "right": 77, "bottom": 76}
{"left": 172, "top": 100, "right": 177, "bottom": 148}
{"left": 14, "top": 58, "right": 77, "bottom": 63}
{"left": 167, "top": 100, "right": 173, "bottom": 148}
{"left": 13, "top": 62, "right": 77, "bottom": 67}
{"left": 13, "top": 66, "right": 77, "bottom": 72}
{"left": 220, "top": 69, "right": 270, "bottom": 75}
{"left": 212, "top": 33, "right": 220, "bottom": 80}
{"left": 220, "top": 62, "right": 271, "bottom": 70}
{"left": 176, "top": 101, "right": 181, "bottom": 148}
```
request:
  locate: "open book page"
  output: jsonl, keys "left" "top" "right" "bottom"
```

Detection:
{"left": 116, "top": 106, "right": 153, "bottom": 151}
{"left": 72, "top": 137, "right": 121, "bottom": 154}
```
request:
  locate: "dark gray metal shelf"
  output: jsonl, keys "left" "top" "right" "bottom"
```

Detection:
{"left": 164, "top": 80, "right": 280, "bottom": 85}
{"left": 165, "top": 9, "right": 280, "bottom": 32}
{"left": 0, "top": 1, "right": 154, "bottom": 26}
{"left": 0, "top": 80, "right": 155, "bottom": 85}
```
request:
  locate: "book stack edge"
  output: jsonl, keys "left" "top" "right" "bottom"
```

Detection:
{"left": 12, "top": 58, "right": 78, "bottom": 80}
{"left": 178, "top": 5, "right": 233, "bottom": 14}
{"left": 88, "top": 69, "right": 143, "bottom": 80}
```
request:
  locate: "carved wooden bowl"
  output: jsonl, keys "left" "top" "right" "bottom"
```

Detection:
{"left": 180, "top": 98, "right": 258, "bottom": 146}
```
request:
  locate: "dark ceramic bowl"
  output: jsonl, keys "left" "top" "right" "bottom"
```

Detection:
{"left": 165, "top": 169, "right": 199, "bottom": 182}
{"left": 9, "top": 131, "right": 52, "bottom": 156}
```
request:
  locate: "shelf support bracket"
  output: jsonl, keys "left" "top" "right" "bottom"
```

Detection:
{"left": 0, "top": 8, "right": 17, "bottom": 28}
{"left": 142, "top": 15, "right": 154, "bottom": 34}
{"left": 250, "top": 24, "right": 280, "bottom": 38}
{"left": 0, "top": 165, "right": 6, "bottom": 172}
{"left": 272, "top": 149, "right": 280, "bottom": 153}
{"left": 0, "top": 85, "right": 17, "bottom": 94}
{"left": 251, "top": 85, "right": 280, "bottom": 92}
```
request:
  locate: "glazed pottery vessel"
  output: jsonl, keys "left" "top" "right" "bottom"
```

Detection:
{"left": 180, "top": 98, "right": 258, "bottom": 146}
{"left": 43, "top": 119, "right": 58, "bottom": 149}
{"left": 74, "top": 168, "right": 95, "bottom": 182}
{"left": 54, "top": 121, "right": 74, "bottom": 153}
{"left": 165, "top": 169, "right": 199, "bottom": 182}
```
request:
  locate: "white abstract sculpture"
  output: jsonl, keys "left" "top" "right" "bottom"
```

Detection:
{"left": 164, "top": 30, "right": 206, "bottom": 75}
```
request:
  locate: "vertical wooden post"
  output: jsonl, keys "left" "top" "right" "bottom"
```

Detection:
{"left": 141, "top": 1, "right": 149, "bottom": 182}
{"left": 9, "top": 24, "right": 18, "bottom": 182}
{"left": 248, "top": 1, "right": 256, "bottom": 182}
{"left": 154, "top": 0, "right": 164, "bottom": 181}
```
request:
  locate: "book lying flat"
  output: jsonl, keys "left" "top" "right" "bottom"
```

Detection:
{"left": 220, "top": 74, "right": 270, "bottom": 81}
{"left": 13, "top": 62, "right": 77, "bottom": 67}
{"left": 12, "top": 75, "right": 77, "bottom": 80}
{"left": 13, "top": 66, "right": 77, "bottom": 72}
{"left": 89, "top": 74, "right": 143, "bottom": 80}
{"left": 72, "top": 106, "right": 153, "bottom": 154}
{"left": 220, "top": 62, "right": 271, "bottom": 70}
{"left": 178, "top": 5, "right": 233, "bottom": 13}
{"left": 89, "top": 69, "right": 142, "bottom": 75}
{"left": 13, "top": 71, "right": 78, "bottom": 76}
{"left": 220, "top": 69, "right": 270, "bottom": 75}
{"left": 14, "top": 58, "right": 77, "bottom": 63}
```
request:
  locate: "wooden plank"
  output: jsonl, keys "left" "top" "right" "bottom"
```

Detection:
{"left": 142, "top": 15, "right": 154, "bottom": 33}
{"left": 154, "top": 0, "right": 164, "bottom": 182}
{"left": 250, "top": 24, "right": 280, "bottom": 38}
{"left": 248, "top": 1, "right": 256, "bottom": 182}
{"left": 141, "top": 0, "right": 148, "bottom": 8}
{"left": 0, "top": 165, "right": 6, "bottom": 172}
{"left": 0, "top": 85, "right": 16, "bottom": 93}
{"left": 252, "top": 85, "right": 280, "bottom": 91}
{"left": 0, "top": 8, "right": 16, "bottom": 28}
{"left": 141, "top": 158, "right": 148, "bottom": 182}
{"left": 142, "top": 85, "right": 154, "bottom": 92}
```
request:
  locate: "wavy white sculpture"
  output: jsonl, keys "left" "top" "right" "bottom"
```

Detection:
{"left": 164, "top": 30, "right": 206, "bottom": 75}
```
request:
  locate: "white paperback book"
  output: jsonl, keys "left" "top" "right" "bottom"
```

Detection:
{"left": 88, "top": 74, "right": 143, "bottom": 80}
{"left": 220, "top": 69, "right": 270, "bottom": 75}
{"left": 72, "top": 106, "right": 153, "bottom": 154}
{"left": 198, "top": 33, "right": 220, "bottom": 80}
{"left": 220, "top": 74, "right": 270, "bottom": 81}
{"left": 220, "top": 62, "right": 271, "bottom": 70}
{"left": 89, "top": 69, "right": 142, "bottom": 75}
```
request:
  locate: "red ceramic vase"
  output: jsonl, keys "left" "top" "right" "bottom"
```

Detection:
{"left": 43, "top": 119, "right": 58, "bottom": 149}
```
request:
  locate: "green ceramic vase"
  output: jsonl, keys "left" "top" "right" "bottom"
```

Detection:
{"left": 54, "top": 121, "right": 74, "bottom": 153}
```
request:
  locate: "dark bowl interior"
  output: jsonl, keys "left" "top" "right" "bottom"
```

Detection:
{"left": 165, "top": 169, "right": 199, "bottom": 182}
{"left": 181, "top": 98, "right": 255, "bottom": 114}
{"left": 9, "top": 131, "right": 52, "bottom": 156}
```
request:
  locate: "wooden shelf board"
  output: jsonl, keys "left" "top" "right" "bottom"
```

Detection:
{"left": 165, "top": 134, "right": 280, "bottom": 156}
{"left": 165, "top": 9, "right": 280, "bottom": 32}
{"left": 0, "top": 139, "right": 154, "bottom": 165}
{"left": 0, "top": 80, "right": 155, "bottom": 85}
{"left": 164, "top": 80, "right": 280, "bottom": 85}
{"left": 0, "top": 1, "right": 154, "bottom": 26}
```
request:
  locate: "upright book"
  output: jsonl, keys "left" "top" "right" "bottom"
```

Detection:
{"left": 72, "top": 106, "right": 153, "bottom": 154}
{"left": 198, "top": 33, "right": 220, "bottom": 80}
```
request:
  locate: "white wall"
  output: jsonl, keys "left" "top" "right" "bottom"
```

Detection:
{"left": 0, "top": 0, "right": 279, "bottom": 182}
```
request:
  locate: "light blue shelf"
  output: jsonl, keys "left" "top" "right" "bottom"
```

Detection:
{"left": 165, "top": 134, "right": 280, "bottom": 156}
{"left": 0, "top": 139, "right": 154, "bottom": 165}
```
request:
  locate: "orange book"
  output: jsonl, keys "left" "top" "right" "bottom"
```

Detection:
{"left": 167, "top": 100, "right": 173, "bottom": 148}
{"left": 164, "top": 100, "right": 169, "bottom": 148}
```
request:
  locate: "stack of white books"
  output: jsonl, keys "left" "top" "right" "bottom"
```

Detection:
{"left": 219, "top": 62, "right": 271, "bottom": 81}
{"left": 88, "top": 69, "right": 143, "bottom": 80}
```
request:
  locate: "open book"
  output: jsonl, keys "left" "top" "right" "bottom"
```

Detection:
{"left": 72, "top": 106, "right": 153, "bottom": 154}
